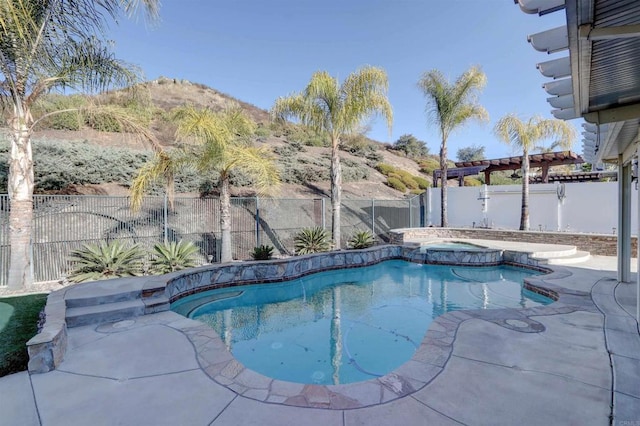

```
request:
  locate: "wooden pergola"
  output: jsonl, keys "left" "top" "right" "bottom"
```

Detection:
{"left": 433, "top": 151, "right": 584, "bottom": 187}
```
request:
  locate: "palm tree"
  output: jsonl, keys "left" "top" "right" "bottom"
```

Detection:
{"left": 131, "top": 106, "right": 280, "bottom": 263}
{"left": 0, "top": 0, "right": 159, "bottom": 290}
{"left": 271, "top": 66, "right": 393, "bottom": 249}
{"left": 418, "top": 66, "right": 488, "bottom": 227}
{"left": 494, "top": 114, "right": 576, "bottom": 231}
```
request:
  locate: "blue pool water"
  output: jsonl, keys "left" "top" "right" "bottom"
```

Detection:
{"left": 421, "top": 241, "right": 486, "bottom": 251}
{"left": 172, "top": 260, "right": 551, "bottom": 385}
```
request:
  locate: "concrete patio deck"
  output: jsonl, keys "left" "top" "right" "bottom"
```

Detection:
{"left": 2, "top": 255, "right": 639, "bottom": 426}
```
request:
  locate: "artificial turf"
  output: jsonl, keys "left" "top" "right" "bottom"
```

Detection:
{"left": 0, "top": 293, "right": 47, "bottom": 377}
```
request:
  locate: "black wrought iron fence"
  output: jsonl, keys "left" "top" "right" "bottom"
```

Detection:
{"left": 0, "top": 194, "right": 418, "bottom": 285}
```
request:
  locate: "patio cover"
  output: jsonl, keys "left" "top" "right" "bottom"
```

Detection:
{"left": 514, "top": 0, "right": 640, "bottom": 318}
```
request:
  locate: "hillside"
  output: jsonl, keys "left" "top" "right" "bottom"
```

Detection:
{"left": 19, "top": 77, "right": 434, "bottom": 199}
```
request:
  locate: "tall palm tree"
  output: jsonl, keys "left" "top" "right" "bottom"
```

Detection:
{"left": 418, "top": 66, "right": 488, "bottom": 227}
{"left": 131, "top": 106, "right": 280, "bottom": 263}
{"left": 271, "top": 66, "right": 393, "bottom": 249}
{"left": 494, "top": 114, "right": 576, "bottom": 231}
{"left": 0, "top": 0, "right": 159, "bottom": 290}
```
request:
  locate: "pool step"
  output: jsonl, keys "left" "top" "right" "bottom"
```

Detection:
{"left": 66, "top": 299, "right": 146, "bottom": 328}
{"left": 64, "top": 277, "right": 169, "bottom": 328}
{"left": 545, "top": 250, "right": 591, "bottom": 265}
{"left": 529, "top": 246, "right": 577, "bottom": 259}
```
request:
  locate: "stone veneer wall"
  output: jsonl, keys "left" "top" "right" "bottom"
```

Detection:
{"left": 164, "top": 246, "right": 403, "bottom": 303}
{"left": 389, "top": 227, "right": 636, "bottom": 257}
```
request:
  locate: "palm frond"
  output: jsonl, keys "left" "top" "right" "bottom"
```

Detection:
{"left": 228, "top": 145, "right": 281, "bottom": 196}
{"left": 494, "top": 114, "right": 576, "bottom": 154}
{"left": 130, "top": 150, "right": 178, "bottom": 211}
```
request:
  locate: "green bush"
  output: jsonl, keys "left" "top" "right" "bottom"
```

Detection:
{"left": 348, "top": 230, "right": 375, "bottom": 249}
{"left": 376, "top": 163, "right": 428, "bottom": 191}
{"left": 34, "top": 94, "right": 86, "bottom": 131}
{"left": 414, "top": 176, "right": 430, "bottom": 190}
{"left": 67, "top": 241, "right": 145, "bottom": 282}
{"left": 418, "top": 157, "right": 441, "bottom": 175}
{"left": 149, "top": 240, "right": 200, "bottom": 274}
{"left": 0, "top": 139, "right": 206, "bottom": 193}
{"left": 340, "top": 135, "right": 382, "bottom": 162}
{"left": 254, "top": 126, "right": 271, "bottom": 138}
{"left": 464, "top": 177, "right": 482, "bottom": 186}
{"left": 294, "top": 227, "right": 331, "bottom": 255}
{"left": 386, "top": 177, "right": 407, "bottom": 192}
{"left": 375, "top": 163, "right": 396, "bottom": 176}
{"left": 251, "top": 245, "right": 274, "bottom": 260}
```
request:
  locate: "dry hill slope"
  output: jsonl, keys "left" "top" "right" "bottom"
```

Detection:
{"left": 28, "top": 78, "right": 431, "bottom": 199}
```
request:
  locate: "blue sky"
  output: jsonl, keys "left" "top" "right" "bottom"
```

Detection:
{"left": 109, "top": 0, "right": 574, "bottom": 160}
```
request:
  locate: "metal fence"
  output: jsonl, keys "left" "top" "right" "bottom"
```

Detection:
{"left": 0, "top": 194, "right": 419, "bottom": 286}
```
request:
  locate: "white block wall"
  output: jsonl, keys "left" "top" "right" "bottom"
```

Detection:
{"left": 426, "top": 181, "right": 636, "bottom": 235}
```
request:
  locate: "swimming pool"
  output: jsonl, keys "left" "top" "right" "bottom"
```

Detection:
{"left": 171, "top": 259, "right": 551, "bottom": 385}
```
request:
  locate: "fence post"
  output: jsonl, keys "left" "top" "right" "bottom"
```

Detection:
{"left": 322, "top": 198, "right": 326, "bottom": 230}
{"left": 255, "top": 196, "right": 260, "bottom": 246}
{"left": 163, "top": 193, "right": 168, "bottom": 244}
{"left": 371, "top": 199, "right": 375, "bottom": 235}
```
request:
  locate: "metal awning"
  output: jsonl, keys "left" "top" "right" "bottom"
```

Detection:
{"left": 516, "top": 0, "right": 640, "bottom": 165}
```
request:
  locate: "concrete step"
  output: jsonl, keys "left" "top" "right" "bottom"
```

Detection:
{"left": 143, "top": 295, "right": 170, "bottom": 314}
{"left": 545, "top": 250, "right": 591, "bottom": 265}
{"left": 66, "top": 289, "right": 142, "bottom": 309}
{"left": 530, "top": 246, "right": 577, "bottom": 259}
{"left": 66, "top": 299, "right": 146, "bottom": 328}
{"left": 64, "top": 277, "right": 144, "bottom": 308}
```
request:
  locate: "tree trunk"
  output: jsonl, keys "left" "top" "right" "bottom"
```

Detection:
{"left": 219, "top": 176, "right": 233, "bottom": 263}
{"left": 520, "top": 151, "right": 530, "bottom": 231}
{"left": 8, "top": 122, "right": 35, "bottom": 289}
{"left": 440, "top": 139, "right": 448, "bottom": 228}
{"left": 330, "top": 136, "right": 342, "bottom": 249}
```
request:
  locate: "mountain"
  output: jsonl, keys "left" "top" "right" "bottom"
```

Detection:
{"left": 26, "top": 77, "right": 432, "bottom": 199}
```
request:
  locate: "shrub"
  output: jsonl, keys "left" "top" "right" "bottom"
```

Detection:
{"left": 294, "top": 227, "right": 331, "bottom": 255}
{"left": 67, "top": 241, "right": 145, "bottom": 282}
{"left": 34, "top": 94, "right": 86, "bottom": 131}
{"left": 414, "top": 176, "right": 430, "bottom": 190}
{"left": 418, "top": 157, "right": 441, "bottom": 175}
{"left": 375, "top": 163, "right": 396, "bottom": 176}
{"left": 341, "top": 158, "right": 370, "bottom": 182}
{"left": 464, "top": 177, "right": 482, "bottom": 187}
{"left": 386, "top": 177, "right": 407, "bottom": 192}
{"left": 340, "top": 135, "right": 381, "bottom": 161}
{"left": 254, "top": 126, "right": 271, "bottom": 138}
{"left": 149, "top": 240, "right": 200, "bottom": 274}
{"left": 251, "top": 245, "right": 274, "bottom": 260}
{"left": 348, "top": 230, "right": 375, "bottom": 249}
{"left": 0, "top": 139, "right": 206, "bottom": 193}
{"left": 392, "top": 134, "right": 429, "bottom": 159}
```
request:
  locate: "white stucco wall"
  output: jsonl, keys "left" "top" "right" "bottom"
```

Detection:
{"left": 426, "top": 181, "right": 636, "bottom": 235}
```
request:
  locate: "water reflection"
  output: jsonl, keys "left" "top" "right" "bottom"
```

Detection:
{"left": 178, "top": 261, "right": 550, "bottom": 385}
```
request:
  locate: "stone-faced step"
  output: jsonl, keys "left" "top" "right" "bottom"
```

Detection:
{"left": 66, "top": 299, "right": 145, "bottom": 328}
{"left": 65, "top": 289, "right": 142, "bottom": 308}
{"left": 64, "top": 277, "right": 145, "bottom": 308}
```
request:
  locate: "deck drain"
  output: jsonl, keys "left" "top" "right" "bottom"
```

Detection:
{"left": 505, "top": 319, "right": 529, "bottom": 328}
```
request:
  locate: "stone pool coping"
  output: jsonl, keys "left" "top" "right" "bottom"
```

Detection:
{"left": 27, "top": 244, "right": 556, "bottom": 375}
